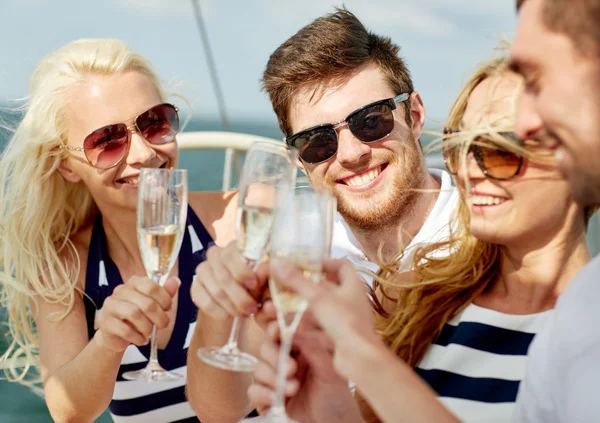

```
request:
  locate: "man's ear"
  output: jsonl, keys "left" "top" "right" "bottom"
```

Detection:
{"left": 408, "top": 92, "right": 426, "bottom": 141}
{"left": 57, "top": 158, "right": 82, "bottom": 183}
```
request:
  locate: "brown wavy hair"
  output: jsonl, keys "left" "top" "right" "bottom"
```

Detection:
{"left": 261, "top": 7, "right": 414, "bottom": 137}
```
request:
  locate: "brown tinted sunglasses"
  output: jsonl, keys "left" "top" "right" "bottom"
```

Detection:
{"left": 60, "top": 103, "right": 179, "bottom": 169}
{"left": 443, "top": 129, "right": 525, "bottom": 180}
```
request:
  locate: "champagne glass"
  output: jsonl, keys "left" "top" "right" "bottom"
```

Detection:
{"left": 241, "top": 185, "right": 336, "bottom": 423}
{"left": 122, "top": 168, "right": 188, "bottom": 382}
{"left": 294, "top": 182, "right": 336, "bottom": 255}
{"left": 197, "top": 141, "right": 297, "bottom": 372}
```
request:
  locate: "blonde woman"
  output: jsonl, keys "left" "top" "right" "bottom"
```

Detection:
{"left": 0, "top": 39, "right": 240, "bottom": 422}
{"left": 247, "top": 53, "right": 594, "bottom": 422}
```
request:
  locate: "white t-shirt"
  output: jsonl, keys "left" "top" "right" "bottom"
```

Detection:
{"left": 330, "top": 168, "right": 459, "bottom": 284}
{"left": 513, "top": 255, "right": 600, "bottom": 423}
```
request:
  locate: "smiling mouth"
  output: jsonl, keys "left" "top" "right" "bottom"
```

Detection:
{"left": 470, "top": 195, "right": 508, "bottom": 206}
{"left": 339, "top": 164, "right": 387, "bottom": 188}
{"left": 119, "top": 176, "right": 139, "bottom": 185}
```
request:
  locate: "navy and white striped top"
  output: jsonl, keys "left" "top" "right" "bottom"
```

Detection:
{"left": 83, "top": 206, "right": 213, "bottom": 423}
{"left": 415, "top": 303, "right": 551, "bottom": 423}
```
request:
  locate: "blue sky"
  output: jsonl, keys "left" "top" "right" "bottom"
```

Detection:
{"left": 0, "top": 0, "right": 516, "bottom": 128}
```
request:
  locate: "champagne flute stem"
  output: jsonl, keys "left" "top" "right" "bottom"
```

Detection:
{"left": 149, "top": 273, "right": 162, "bottom": 367}
{"left": 149, "top": 325, "right": 159, "bottom": 366}
{"left": 270, "top": 327, "right": 294, "bottom": 417}
{"left": 224, "top": 316, "right": 241, "bottom": 350}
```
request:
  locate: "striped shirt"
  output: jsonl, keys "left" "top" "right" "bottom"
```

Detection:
{"left": 415, "top": 303, "right": 551, "bottom": 423}
{"left": 83, "top": 206, "right": 213, "bottom": 423}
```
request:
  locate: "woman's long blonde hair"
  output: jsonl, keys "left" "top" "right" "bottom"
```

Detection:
{"left": 0, "top": 39, "right": 167, "bottom": 385}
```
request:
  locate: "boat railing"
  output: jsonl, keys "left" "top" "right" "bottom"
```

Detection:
{"left": 177, "top": 130, "right": 600, "bottom": 256}
{"left": 177, "top": 130, "right": 447, "bottom": 191}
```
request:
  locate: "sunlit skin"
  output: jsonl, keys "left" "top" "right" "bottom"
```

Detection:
{"left": 288, "top": 63, "right": 436, "bottom": 235}
{"left": 240, "top": 74, "right": 591, "bottom": 423}
{"left": 59, "top": 71, "right": 178, "bottom": 214}
{"left": 510, "top": 0, "right": 600, "bottom": 206}
{"left": 55, "top": 71, "right": 237, "bottom": 351}
{"left": 456, "top": 73, "right": 579, "bottom": 252}
{"left": 34, "top": 69, "right": 239, "bottom": 423}
{"left": 184, "top": 63, "right": 441, "bottom": 421}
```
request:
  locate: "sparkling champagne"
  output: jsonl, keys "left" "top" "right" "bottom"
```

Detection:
{"left": 269, "top": 255, "right": 321, "bottom": 330}
{"left": 237, "top": 205, "right": 274, "bottom": 261}
{"left": 138, "top": 224, "right": 181, "bottom": 281}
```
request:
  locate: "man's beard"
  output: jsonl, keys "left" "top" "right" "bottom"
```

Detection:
{"left": 333, "top": 140, "right": 426, "bottom": 231}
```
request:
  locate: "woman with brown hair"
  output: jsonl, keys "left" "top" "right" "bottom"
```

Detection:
{"left": 248, "top": 50, "right": 594, "bottom": 422}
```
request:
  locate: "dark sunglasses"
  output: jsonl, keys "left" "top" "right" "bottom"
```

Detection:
{"left": 60, "top": 103, "right": 180, "bottom": 169}
{"left": 285, "top": 93, "right": 410, "bottom": 164}
{"left": 443, "top": 129, "right": 524, "bottom": 180}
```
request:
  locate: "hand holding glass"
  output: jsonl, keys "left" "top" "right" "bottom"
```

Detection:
{"left": 122, "top": 168, "right": 188, "bottom": 382}
{"left": 241, "top": 185, "right": 336, "bottom": 423}
{"left": 197, "top": 141, "right": 297, "bottom": 372}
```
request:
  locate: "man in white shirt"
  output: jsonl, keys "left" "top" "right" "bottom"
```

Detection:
{"left": 509, "top": 0, "right": 600, "bottom": 421}
{"left": 331, "top": 167, "right": 457, "bottom": 282}
{"left": 187, "top": 8, "right": 458, "bottom": 421}
{"left": 269, "top": 11, "right": 458, "bottom": 277}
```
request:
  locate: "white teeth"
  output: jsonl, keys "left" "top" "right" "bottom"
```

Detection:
{"left": 122, "top": 177, "right": 139, "bottom": 185}
{"left": 471, "top": 195, "right": 506, "bottom": 206}
{"left": 344, "top": 167, "right": 381, "bottom": 187}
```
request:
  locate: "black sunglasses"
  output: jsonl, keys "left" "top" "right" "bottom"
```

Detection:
{"left": 285, "top": 93, "right": 410, "bottom": 164}
{"left": 443, "top": 129, "right": 525, "bottom": 180}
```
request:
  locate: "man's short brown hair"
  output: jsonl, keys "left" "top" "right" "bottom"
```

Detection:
{"left": 517, "top": 0, "right": 600, "bottom": 56}
{"left": 262, "top": 8, "right": 414, "bottom": 137}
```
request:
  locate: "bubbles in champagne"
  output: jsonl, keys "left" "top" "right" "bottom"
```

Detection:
{"left": 138, "top": 224, "right": 181, "bottom": 281}
{"left": 237, "top": 205, "right": 274, "bottom": 261}
{"left": 269, "top": 254, "right": 321, "bottom": 331}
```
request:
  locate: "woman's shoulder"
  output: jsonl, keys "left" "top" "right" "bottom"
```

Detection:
{"left": 189, "top": 191, "right": 239, "bottom": 246}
